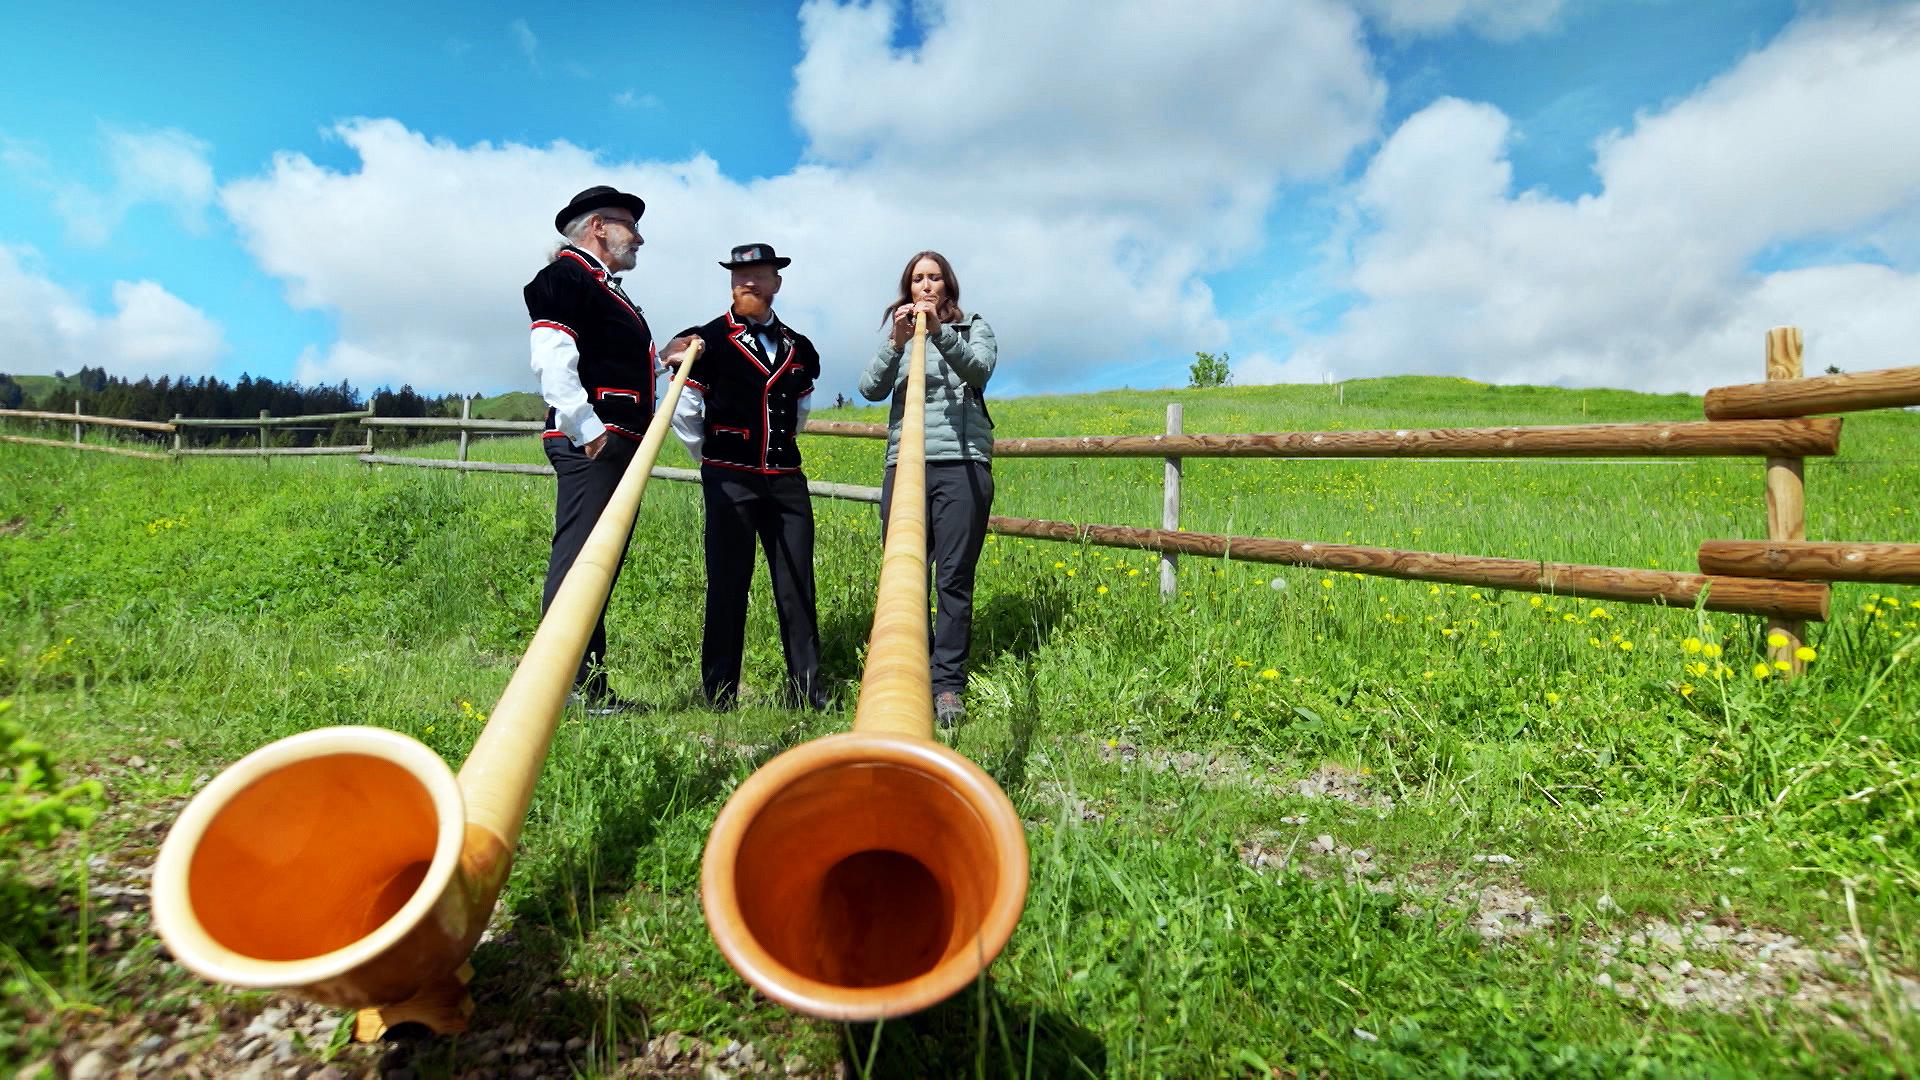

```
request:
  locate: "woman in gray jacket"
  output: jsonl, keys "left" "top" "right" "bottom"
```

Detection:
{"left": 859, "top": 250, "right": 996, "bottom": 727}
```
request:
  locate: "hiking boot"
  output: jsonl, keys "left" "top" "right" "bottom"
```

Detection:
{"left": 934, "top": 691, "right": 966, "bottom": 729}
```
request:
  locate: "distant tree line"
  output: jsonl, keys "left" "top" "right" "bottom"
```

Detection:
{"left": 0, "top": 367, "right": 465, "bottom": 448}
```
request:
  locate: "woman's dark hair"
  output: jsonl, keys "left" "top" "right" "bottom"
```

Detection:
{"left": 881, "top": 250, "right": 964, "bottom": 326}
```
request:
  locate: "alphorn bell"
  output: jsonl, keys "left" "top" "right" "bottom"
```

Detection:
{"left": 150, "top": 340, "right": 706, "bottom": 1038}
{"left": 701, "top": 312, "right": 1029, "bottom": 1020}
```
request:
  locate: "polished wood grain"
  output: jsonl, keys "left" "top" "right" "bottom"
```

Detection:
{"left": 1698, "top": 540, "right": 1920, "bottom": 584}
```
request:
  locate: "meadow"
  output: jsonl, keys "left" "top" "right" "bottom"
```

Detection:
{"left": 2, "top": 376, "right": 1917, "bottom": 1077}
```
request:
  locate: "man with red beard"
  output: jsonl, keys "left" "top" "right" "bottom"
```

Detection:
{"left": 524, "top": 185, "right": 654, "bottom": 713}
{"left": 666, "top": 244, "right": 828, "bottom": 711}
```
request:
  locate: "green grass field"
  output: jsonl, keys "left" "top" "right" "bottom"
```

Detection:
{"left": 3, "top": 377, "right": 1917, "bottom": 1077}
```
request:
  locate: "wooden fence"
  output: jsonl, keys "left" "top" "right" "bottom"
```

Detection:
{"left": 7, "top": 324, "right": 1918, "bottom": 670}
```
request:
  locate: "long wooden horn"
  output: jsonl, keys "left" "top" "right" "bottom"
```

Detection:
{"left": 150, "top": 340, "right": 705, "bottom": 1038}
{"left": 700, "top": 312, "right": 1029, "bottom": 1020}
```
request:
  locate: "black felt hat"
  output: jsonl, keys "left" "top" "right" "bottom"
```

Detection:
{"left": 553, "top": 185, "right": 646, "bottom": 234}
{"left": 718, "top": 242, "right": 791, "bottom": 270}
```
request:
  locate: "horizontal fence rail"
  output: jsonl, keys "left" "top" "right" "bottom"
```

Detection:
{"left": 173, "top": 410, "right": 371, "bottom": 427}
{"left": 362, "top": 416, "right": 540, "bottom": 432}
{"left": 0, "top": 408, "right": 174, "bottom": 433}
{"left": 993, "top": 418, "right": 1842, "bottom": 459}
{"left": 0, "top": 434, "right": 170, "bottom": 459}
{"left": 181, "top": 445, "right": 371, "bottom": 457}
{"left": 989, "top": 516, "right": 1831, "bottom": 621}
{"left": 1704, "top": 365, "right": 1920, "bottom": 420}
{"left": 1697, "top": 540, "right": 1920, "bottom": 585}
{"left": 356, "top": 453, "right": 886, "bottom": 503}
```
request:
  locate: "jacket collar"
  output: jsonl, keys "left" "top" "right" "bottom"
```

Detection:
{"left": 558, "top": 245, "right": 610, "bottom": 280}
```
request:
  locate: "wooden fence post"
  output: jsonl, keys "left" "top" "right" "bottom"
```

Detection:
{"left": 258, "top": 410, "right": 270, "bottom": 455}
{"left": 1765, "top": 326, "right": 1807, "bottom": 675}
{"left": 458, "top": 395, "right": 471, "bottom": 463}
{"left": 73, "top": 400, "right": 82, "bottom": 444}
{"left": 1160, "top": 403, "right": 1182, "bottom": 598}
{"left": 172, "top": 414, "right": 183, "bottom": 455}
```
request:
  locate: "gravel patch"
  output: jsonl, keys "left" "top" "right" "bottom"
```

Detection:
{"left": 1097, "top": 742, "right": 1394, "bottom": 809}
{"left": 1236, "top": 829, "right": 1920, "bottom": 1023}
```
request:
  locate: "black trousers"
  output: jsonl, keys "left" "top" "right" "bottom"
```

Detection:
{"left": 880, "top": 460, "right": 994, "bottom": 695}
{"left": 542, "top": 434, "right": 639, "bottom": 698}
{"left": 700, "top": 466, "right": 826, "bottom": 709}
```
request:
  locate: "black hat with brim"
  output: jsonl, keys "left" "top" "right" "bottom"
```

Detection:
{"left": 719, "top": 242, "right": 791, "bottom": 270}
{"left": 554, "top": 185, "right": 646, "bottom": 234}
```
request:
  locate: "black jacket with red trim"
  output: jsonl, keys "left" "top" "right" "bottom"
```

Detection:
{"left": 523, "top": 246, "right": 657, "bottom": 441}
{"left": 679, "top": 309, "right": 819, "bottom": 474}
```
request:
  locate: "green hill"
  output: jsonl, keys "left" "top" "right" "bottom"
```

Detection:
{"left": 8, "top": 373, "right": 70, "bottom": 407}
{"left": 469, "top": 390, "right": 546, "bottom": 421}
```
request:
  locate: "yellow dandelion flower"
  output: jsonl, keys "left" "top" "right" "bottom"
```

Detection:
{"left": 1683, "top": 637, "right": 1703, "bottom": 654}
{"left": 1794, "top": 645, "right": 1816, "bottom": 662}
{"left": 1096, "top": 585, "right": 1109, "bottom": 595}
{"left": 1618, "top": 640, "right": 1634, "bottom": 652}
{"left": 1685, "top": 661, "right": 1708, "bottom": 677}
{"left": 1321, "top": 578, "right": 1334, "bottom": 588}
{"left": 1260, "top": 668, "right": 1280, "bottom": 679}
{"left": 1562, "top": 613, "right": 1578, "bottom": 623}
{"left": 1678, "top": 683, "right": 1694, "bottom": 698}
{"left": 1752, "top": 663, "right": 1772, "bottom": 680}
{"left": 1702, "top": 643, "right": 1723, "bottom": 659}
{"left": 1773, "top": 659, "right": 1793, "bottom": 672}
{"left": 1546, "top": 692, "right": 1560, "bottom": 704}
{"left": 1054, "top": 561, "right": 1066, "bottom": 569}
{"left": 1589, "top": 607, "right": 1611, "bottom": 620}
{"left": 1766, "top": 631, "right": 1789, "bottom": 649}
{"left": 1529, "top": 596, "right": 1543, "bottom": 607}
{"left": 1066, "top": 569, "right": 1075, "bottom": 577}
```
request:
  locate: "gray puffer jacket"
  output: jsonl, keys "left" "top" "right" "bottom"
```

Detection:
{"left": 858, "top": 312, "right": 996, "bottom": 466}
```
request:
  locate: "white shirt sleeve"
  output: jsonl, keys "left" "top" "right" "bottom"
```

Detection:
{"left": 529, "top": 324, "right": 606, "bottom": 446}
{"left": 796, "top": 389, "right": 812, "bottom": 431}
{"left": 672, "top": 384, "right": 706, "bottom": 463}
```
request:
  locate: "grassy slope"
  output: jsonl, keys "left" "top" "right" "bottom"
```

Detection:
{"left": 3, "top": 376, "right": 1917, "bottom": 1077}
{"left": 7, "top": 375, "right": 68, "bottom": 407}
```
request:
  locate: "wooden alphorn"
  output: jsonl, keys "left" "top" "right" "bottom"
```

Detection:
{"left": 700, "top": 312, "right": 1029, "bottom": 1020}
{"left": 150, "top": 341, "right": 705, "bottom": 1039}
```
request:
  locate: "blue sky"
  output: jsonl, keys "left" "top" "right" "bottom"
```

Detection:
{"left": 2, "top": 0, "right": 1916, "bottom": 399}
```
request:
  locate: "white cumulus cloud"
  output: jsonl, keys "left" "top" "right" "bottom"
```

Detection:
{"left": 0, "top": 246, "right": 224, "bottom": 377}
{"left": 217, "top": 0, "right": 1390, "bottom": 397}
{"left": 1279, "top": 5, "right": 1920, "bottom": 392}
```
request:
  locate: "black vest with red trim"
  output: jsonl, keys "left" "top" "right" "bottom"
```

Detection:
{"left": 523, "top": 246, "right": 657, "bottom": 441}
{"left": 680, "top": 309, "right": 820, "bottom": 474}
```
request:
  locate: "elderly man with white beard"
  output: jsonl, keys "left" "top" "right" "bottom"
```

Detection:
{"left": 523, "top": 185, "right": 656, "bottom": 714}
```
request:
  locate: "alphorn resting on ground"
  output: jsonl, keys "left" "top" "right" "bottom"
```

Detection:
{"left": 148, "top": 341, "right": 706, "bottom": 1040}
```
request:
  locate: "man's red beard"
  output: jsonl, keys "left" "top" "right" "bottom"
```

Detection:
{"left": 733, "top": 292, "right": 771, "bottom": 320}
